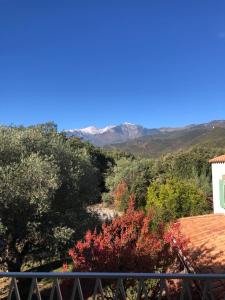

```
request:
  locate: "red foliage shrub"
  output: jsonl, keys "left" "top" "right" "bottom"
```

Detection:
{"left": 69, "top": 196, "right": 187, "bottom": 273}
{"left": 62, "top": 196, "right": 187, "bottom": 298}
{"left": 113, "top": 180, "right": 128, "bottom": 210}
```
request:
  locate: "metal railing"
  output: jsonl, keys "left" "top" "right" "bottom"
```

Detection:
{"left": 1, "top": 272, "right": 225, "bottom": 300}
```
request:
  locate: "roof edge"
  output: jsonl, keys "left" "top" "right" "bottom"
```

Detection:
{"left": 209, "top": 154, "right": 225, "bottom": 163}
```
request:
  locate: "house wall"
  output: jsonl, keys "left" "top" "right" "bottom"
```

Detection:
{"left": 212, "top": 162, "right": 225, "bottom": 213}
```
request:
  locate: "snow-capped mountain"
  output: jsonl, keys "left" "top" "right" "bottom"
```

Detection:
{"left": 67, "top": 125, "right": 115, "bottom": 135}
{"left": 66, "top": 122, "right": 159, "bottom": 146}
{"left": 65, "top": 120, "right": 225, "bottom": 147}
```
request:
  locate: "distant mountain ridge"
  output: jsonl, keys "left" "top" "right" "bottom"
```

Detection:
{"left": 105, "top": 120, "right": 225, "bottom": 157}
{"left": 65, "top": 120, "right": 225, "bottom": 150}
{"left": 66, "top": 122, "right": 159, "bottom": 146}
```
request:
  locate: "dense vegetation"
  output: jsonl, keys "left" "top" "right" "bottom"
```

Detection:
{"left": 102, "top": 146, "right": 225, "bottom": 216}
{"left": 63, "top": 143, "right": 223, "bottom": 298}
{"left": 65, "top": 197, "right": 187, "bottom": 298}
{"left": 0, "top": 123, "right": 112, "bottom": 271}
{"left": 146, "top": 178, "right": 208, "bottom": 222}
{"left": 102, "top": 157, "right": 153, "bottom": 210}
{"left": 106, "top": 125, "right": 225, "bottom": 158}
{"left": 0, "top": 122, "right": 224, "bottom": 276}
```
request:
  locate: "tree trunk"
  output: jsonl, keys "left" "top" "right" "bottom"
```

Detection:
{"left": 7, "top": 255, "right": 23, "bottom": 272}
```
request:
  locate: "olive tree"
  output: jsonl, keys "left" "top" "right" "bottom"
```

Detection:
{"left": 0, "top": 124, "right": 102, "bottom": 271}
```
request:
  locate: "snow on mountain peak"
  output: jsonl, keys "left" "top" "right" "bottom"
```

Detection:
{"left": 123, "top": 122, "right": 135, "bottom": 126}
{"left": 101, "top": 125, "right": 116, "bottom": 133}
{"left": 74, "top": 125, "right": 116, "bottom": 135}
{"left": 80, "top": 126, "right": 99, "bottom": 134}
{"left": 65, "top": 122, "right": 159, "bottom": 146}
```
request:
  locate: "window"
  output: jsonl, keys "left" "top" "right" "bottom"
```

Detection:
{"left": 219, "top": 178, "right": 225, "bottom": 208}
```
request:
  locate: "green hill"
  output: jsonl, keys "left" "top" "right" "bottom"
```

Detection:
{"left": 105, "top": 126, "right": 225, "bottom": 158}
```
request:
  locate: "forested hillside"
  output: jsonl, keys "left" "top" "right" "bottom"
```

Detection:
{"left": 105, "top": 125, "right": 225, "bottom": 158}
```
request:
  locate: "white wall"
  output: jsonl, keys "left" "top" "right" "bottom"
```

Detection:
{"left": 212, "top": 163, "right": 225, "bottom": 213}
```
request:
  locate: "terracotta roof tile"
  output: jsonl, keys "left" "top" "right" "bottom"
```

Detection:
{"left": 179, "top": 214, "right": 225, "bottom": 299}
{"left": 209, "top": 154, "right": 225, "bottom": 163}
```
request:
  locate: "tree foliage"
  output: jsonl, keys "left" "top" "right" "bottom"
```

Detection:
{"left": 0, "top": 121, "right": 220, "bottom": 272}
{"left": 0, "top": 124, "right": 110, "bottom": 271}
{"left": 146, "top": 178, "right": 209, "bottom": 222}
{"left": 66, "top": 197, "right": 187, "bottom": 298}
{"left": 103, "top": 146, "right": 220, "bottom": 215}
{"left": 153, "top": 146, "right": 224, "bottom": 195}
{"left": 102, "top": 158, "right": 153, "bottom": 209}
{"left": 113, "top": 180, "right": 129, "bottom": 210}
{"left": 69, "top": 198, "right": 186, "bottom": 272}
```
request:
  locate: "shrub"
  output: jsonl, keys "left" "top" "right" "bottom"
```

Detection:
{"left": 64, "top": 196, "right": 187, "bottom": 298}
{"left": 146, "top": 178, "right": 209, "bottom": 222}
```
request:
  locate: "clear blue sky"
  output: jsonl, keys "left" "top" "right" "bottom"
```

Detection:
{"left": 0, "top": 0, "right": 225, "bottom": 130}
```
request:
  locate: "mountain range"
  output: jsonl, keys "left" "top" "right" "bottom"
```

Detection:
{"left": 65, "top": 120, "right": 225, "bottom": 157}
{"left": 66, "top": 122, "right": 159, "bottom": 146}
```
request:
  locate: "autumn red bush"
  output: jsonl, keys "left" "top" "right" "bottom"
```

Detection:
{"left": 69, "top": 195, "right": 186, "bottom": 273}
{"left": 63, "top": 195, "right": 187, "bottom": 298}
{"left": 113, "top": 179, "right": 129, "bottom": 210}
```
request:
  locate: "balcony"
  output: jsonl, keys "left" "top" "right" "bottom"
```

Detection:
{"left": 1, "top": 271, "right": 225, "bottom": 299}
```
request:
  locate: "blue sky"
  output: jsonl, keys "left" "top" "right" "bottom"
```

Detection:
{"left": 0, "top": 0, "right": 225, "bottom": 130}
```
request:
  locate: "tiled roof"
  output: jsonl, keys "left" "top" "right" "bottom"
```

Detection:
{"left": 209, "top": 154, "right": 225, "bottom": 163}
{"left": 179, "top": 214, "right": 225, "bottom": 299}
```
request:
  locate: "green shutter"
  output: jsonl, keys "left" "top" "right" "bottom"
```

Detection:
{"left": 219, "top": 179, "right": 225, "bottom": 208}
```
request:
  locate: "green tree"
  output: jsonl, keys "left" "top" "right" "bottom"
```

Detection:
{"left": 0, "top": 153, "right": 60, "bottom": 271}
{"left": 0, "top": 124, "right": 103, "bottom": 271}
{"left": 68, "top": 138, "right": 114, "bottom": 195}
{"left": 103, "top": 158, "right": 153, "bottom": 209}
{"left": 146, "top": 178, "right": 209, "bottom": 222}
{"left": 152, "top": 146, "right": 225, "bottom": 196}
